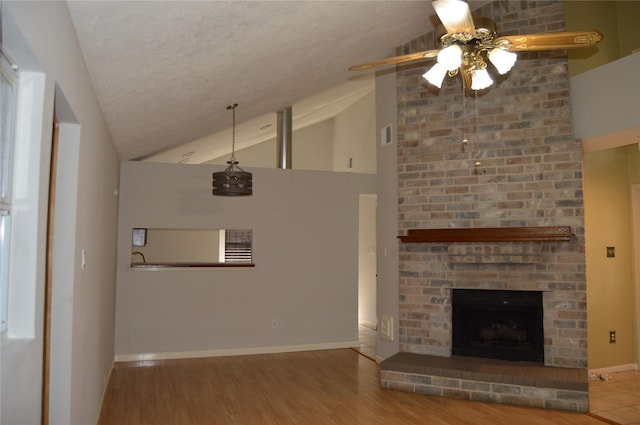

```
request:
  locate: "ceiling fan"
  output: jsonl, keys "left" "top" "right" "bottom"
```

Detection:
{"left": 349, "top": 0, "right": 603, "bottom": 91}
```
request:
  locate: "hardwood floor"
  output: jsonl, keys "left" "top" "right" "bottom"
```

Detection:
{"left": 98, "top": 349, "right": 609, "bottom": 425}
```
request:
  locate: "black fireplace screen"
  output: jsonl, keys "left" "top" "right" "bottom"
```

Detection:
{"left": 452, "top": 289, "right": 544, "bottom": 363}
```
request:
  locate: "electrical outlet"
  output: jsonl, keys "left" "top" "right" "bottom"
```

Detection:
{"left": 380, "top": 315, "right": 393, "bottom": 341}
{"left": 272, "top": 319, "right": 278, "bottom": 329}
{"left": 607, "top": 246, "right": 615, "bottom": 258}
{"left": 609, "top": 330, "right": 616, "bottom": 344}
{"left": 381, "top": 124, "right": 393, "bottom": 146}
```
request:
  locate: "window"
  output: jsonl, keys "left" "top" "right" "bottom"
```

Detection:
{"left": 129, "top": 228, "right": 254, "bottom": 267}
{"left": 224, "top": 229, "right": 253, "bottom": 263}
{"left": 0, "top": 54, "right": 18, "bottom": 332}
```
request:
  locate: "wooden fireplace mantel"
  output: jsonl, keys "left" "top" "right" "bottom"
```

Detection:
{"left": 398, "top": 226, "right": 575, "bottom": 243}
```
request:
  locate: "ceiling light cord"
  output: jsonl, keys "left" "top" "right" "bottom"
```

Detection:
{"left": 227, "top": 103, "right": 238, "bottom": 164}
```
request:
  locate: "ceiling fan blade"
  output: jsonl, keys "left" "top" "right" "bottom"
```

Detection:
{"left": 349, "top": 50, "right": 439, "bottom": 72}
{"left": 494, "top": 30, "right": 603, "bottom": 51}
{"left": 432, "top": 0, "right": 475, "bottom": 36}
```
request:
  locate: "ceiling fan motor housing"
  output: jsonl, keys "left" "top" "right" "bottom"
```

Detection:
{"left": 436, "top": 16, "right": 497, "bottom": 50}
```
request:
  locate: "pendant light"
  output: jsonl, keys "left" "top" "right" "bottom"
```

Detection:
{"left": 212, "top": 104, "right": 253, "bottom": 196}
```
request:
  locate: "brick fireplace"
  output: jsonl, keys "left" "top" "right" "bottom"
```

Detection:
{"left": 397, "top": 232, "right": 587, "bottom": 369}
{"left": 386, "top": 0, "right": 588, "bottom": 413}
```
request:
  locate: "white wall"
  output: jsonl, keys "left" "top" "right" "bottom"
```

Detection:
{"left": 571, "top": 52, "right": 640, "bottom": 152}
{"left": 333, "top": 91, "right": 376, "bottom": 173}
{"left": 205, "top": 90, "right": 377, "bottom": 174}
{"left": 375, "top": 71, "right": 400, "bottom": 361}
{"left": 1, "top": 2, "right": 120, "bottom": 424}
{"left": 207, "top": 119, "right": 335, "bottom": 170}
{"left": 115, "top": 162, "right": 375, "bottom": 358}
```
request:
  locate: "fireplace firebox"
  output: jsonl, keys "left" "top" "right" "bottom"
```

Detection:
{"left": 452, "top": 289, "right": 544, "bottom": 363}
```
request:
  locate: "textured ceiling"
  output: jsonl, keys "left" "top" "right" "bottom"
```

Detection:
{"left": 66, "top": 0, "right": 436, "bottom": 162}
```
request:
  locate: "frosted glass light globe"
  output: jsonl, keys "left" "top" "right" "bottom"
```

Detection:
{"left": 488, "top": 48, "right": 517, "bottom": 75}
{"left": 423, "top": 63, "right": 448, "bottom": 88}
{"left": 471, "top": 69, "right": 493, "bottom": 90}
{"left": 437, "top": 45, "right": 463, "bottom": 71}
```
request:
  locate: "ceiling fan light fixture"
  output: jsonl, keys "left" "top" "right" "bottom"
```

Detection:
{"left": 423, "top": 62, "right": 448, "bottom": 88}
{"left": 348, "top": 0, "right": 603, "bottom": 95}
{"left": 488, "top": 48, "right": 517, "bottom": 75}
{"left": 437, "top": 44, "right": 463, "bottom": 71}
{"left": 471, "top": 68, "right": 493, "bottom": 91}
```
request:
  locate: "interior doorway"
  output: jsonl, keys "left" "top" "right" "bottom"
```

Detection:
{"left": 42, "top": 118, "right": 60, "bottom": 425}
{"left": 356, "top": 194, "right": 377, "bottom": 359}
{"left": 358, "top": 194, "right": 377, "bottom": 329}
{"left": 632, "top": 184, "right": 640, "bottom": 362}
{"left": 45, "top": 91, "right": 81, "bottom": 425}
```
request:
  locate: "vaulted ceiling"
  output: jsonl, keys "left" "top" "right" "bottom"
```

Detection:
{"left": 66, "top": 1, "right": 439, "bottom": 163}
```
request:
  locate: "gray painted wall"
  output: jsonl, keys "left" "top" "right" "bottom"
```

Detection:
{"left": 1, "top": 2, "right": 119, "bottom": 424}
{"left": 374, "top": 71, "right": 400, "bottom": 360}
{"left": 115, "top": 162, "right": 376, "bottom": 357}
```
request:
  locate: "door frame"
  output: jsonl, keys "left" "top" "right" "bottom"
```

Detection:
{"left": 42, "top": 118, "right": 59, "bottom": 425}
{"left": 631, "top": 184, "right": 640, "bottom": 364}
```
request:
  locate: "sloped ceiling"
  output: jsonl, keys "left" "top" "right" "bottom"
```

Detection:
{"left": 66, "top": 0, "right": 436, "bottom": 162}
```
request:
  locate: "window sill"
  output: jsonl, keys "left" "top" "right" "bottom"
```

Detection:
{"left": 131, "top": 262, "right": 255, "bottom": 269}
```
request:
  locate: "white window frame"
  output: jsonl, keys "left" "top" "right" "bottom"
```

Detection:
{"left": 0, "top": 54, "right": 19, "bottom": 333}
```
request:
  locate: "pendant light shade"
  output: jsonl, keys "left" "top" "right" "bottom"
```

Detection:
{"left": 212, "top": 161, "right": 252, "bottom": 196}
{"left": 212, "top": 104, "right": 253, "bottom": 196}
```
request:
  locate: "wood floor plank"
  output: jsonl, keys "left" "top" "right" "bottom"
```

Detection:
{"left": 98, "top": 349, "right": 607, "bottom": 425}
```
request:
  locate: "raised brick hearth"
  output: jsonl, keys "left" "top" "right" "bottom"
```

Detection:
{"left": 380, "top": 353, "right": 588, "bottom": 412}
{"left": 390, "top": 1, "right": 588, "bottom": 412}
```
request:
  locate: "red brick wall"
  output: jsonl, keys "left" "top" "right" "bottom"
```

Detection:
{"left": 395, "top": 1, "right": 587, "bottom": 368}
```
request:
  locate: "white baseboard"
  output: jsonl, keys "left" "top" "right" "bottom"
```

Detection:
{"left": 589, "top": 363, "right": 638, "bottom": 379}
{"left": 114, "top": 340, "right": 360, "bottom": 363}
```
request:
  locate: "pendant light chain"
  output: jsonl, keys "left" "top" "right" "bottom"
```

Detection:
{"left": 227, "top": 103, "right": 238, "bottom": 163}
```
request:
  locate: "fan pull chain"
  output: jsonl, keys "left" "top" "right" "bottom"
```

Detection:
{"left": 461, "top": 79, "right": 468, "bottom": 153}
{"left": 473, "top": 90, "right": 481, "bottom": 176}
